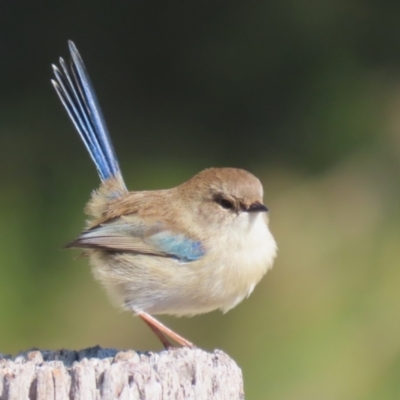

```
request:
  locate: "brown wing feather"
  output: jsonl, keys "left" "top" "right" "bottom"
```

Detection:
{"left": 85, "top": 186, "right": 175, "bottom": 228}
{"left": 66, "top": 233, "right": 174, "bottom": 257}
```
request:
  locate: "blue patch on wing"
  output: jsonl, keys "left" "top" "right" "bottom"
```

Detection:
{"left": 148, "top": 231, "right": 205, "bottom": 262}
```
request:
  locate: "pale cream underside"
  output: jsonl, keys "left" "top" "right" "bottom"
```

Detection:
{"left": 89, "top": 212, "right": 277, "bottom": 317}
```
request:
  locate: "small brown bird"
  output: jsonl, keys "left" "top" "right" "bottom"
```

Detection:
{"left": 52, "top": 41, "right": 277, "bottom": 348}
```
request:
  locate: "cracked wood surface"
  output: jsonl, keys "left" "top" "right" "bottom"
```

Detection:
{"left": 0, "top": 346, "right": 244, "bottom": 400}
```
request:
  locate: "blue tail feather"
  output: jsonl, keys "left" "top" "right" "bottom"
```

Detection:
{"left": 52, "top": 41, "right": 124, "bottom": 186}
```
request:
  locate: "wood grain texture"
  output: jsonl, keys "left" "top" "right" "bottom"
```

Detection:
{"left": 0, "top": 346, "right": 244, "bottom": 400}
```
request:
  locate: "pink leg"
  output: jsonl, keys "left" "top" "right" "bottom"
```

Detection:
{"left": 138, "top": 311, "right": 194, "bottom": 348}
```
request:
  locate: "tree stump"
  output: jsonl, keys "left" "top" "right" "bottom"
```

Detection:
{"left": 0, "top": 346, "right": 244, "bottom": 399}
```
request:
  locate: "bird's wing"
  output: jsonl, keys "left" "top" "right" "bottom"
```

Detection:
{"left": 66, "top": 217, "right": 205, "bottom": 262}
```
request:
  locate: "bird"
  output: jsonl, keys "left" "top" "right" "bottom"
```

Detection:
{"left": 51, "top": 41, "right": 277, "bottom": 348}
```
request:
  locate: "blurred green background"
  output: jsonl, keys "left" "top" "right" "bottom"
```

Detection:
{"left": 1, "top": 1, "right": 400, "bottom": 399}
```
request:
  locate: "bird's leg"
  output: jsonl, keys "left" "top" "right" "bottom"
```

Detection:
{"left": 138, "top": 311, "right": 194, "bottom": 349}
{"left": 139, "top": 314, "right": 173, "bottom": 349}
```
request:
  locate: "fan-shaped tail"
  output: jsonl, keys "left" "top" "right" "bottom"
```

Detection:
{"left": 52, "top": 41, "right": 126, "bottom": 190}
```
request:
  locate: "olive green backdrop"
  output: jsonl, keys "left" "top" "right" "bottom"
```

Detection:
{"left": 1, "top": 2, "right": 400, "bottom": 399}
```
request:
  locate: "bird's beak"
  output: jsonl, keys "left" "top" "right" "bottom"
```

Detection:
{"left": 246, "top": 202, "right": 269, "bottom": 213}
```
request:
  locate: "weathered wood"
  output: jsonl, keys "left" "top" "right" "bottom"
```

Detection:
{"left": 0, "top": 347, "right": 244, "bottom": 400}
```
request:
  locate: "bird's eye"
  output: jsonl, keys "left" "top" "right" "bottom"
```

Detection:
{"left": 217, "top": 198, "right": 235, "bottom": 210}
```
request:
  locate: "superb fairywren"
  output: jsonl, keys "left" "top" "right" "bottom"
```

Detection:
{"left": 51, "top": 41, "right": 277, "bottom": 348}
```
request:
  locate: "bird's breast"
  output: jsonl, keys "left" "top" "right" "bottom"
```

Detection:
{"left": 202, "top": 213, "right": 277, "bottom": 313}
